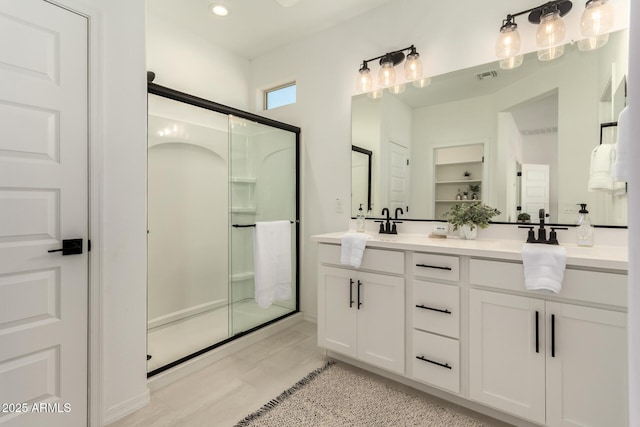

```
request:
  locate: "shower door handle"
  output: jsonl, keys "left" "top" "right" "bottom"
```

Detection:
{"left": 349, "top": 279, "right": 354, "bottom": 308}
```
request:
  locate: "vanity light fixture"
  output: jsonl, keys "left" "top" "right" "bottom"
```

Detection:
{"left": 495, "top": 0, "right": 614, "bottom": 69}
{"left": 356, "top": 45, "right": 426, "bottom": 96}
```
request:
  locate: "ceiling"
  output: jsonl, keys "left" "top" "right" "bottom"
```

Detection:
{"left": 147, "top": 0, "right": 395, "bottom": 59}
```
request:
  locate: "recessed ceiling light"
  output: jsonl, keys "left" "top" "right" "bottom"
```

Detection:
{"left": 275, "top": 0, "right": 301, "bottom": 7}
{"left": 210, "top": 4, "right": 230, "bottom": 17}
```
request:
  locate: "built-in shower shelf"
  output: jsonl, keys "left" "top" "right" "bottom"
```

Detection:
{"left": 231, "top": 207, "right": 257, "bottom": 214}
{"left": 231, "top": 272, "right": 254, "bottom": 281}
{"left": 230, "top": 177, "right": 257, "bottom": 184}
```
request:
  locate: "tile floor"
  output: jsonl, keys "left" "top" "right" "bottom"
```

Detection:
{"left": 111, "top": 320, "right": 510, "bottom": 427}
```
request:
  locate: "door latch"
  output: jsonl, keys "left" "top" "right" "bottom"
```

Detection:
{"left": 48, "top": 239, "right": 83, "bottom": 256}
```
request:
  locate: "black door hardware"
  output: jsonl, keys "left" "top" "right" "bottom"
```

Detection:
{"left": 416, "top": 355, "right": 452, "bottom": 370}
{"left": 48, "top": 239, "right": 83, "bottom": 256}
{"left": 415, "top": 264, "right": 452, "bottom": 271}
{"left": 349, "top": 279, "right": 354, "bottom": 308}
{"left": 416, "top": 304, "right": 452, "bottom": 315}
{"left": 357, "top": 280, "right": 362, "bottom": 309}
{"left": 551, "top": 314, "right": 556, "bottom": 357}
{"left": 535, "top": 311, "right": 539, "bottom": 353}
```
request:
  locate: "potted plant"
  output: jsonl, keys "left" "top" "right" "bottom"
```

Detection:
{"left": 468, "top": 183, "right": 480, "bottom": 200}
{"left": 443, "top": 202, "right": 501, "bottom": 239}
{"left": 517, "top": 212, "right": 531, "bottom": 223}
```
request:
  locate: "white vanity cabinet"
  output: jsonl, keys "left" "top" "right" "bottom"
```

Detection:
{"left": 317, "top": 244, "right": 405, "bottom": 374}
{"left": 469, "top": 259, "right": 628, "bottom": 427}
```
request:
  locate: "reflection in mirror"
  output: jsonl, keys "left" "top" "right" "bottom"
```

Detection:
{"left": 351, "top": 145, "right": 372, "bottom": 213}
{"left": 351, "top": 29, "right": 628, "bottom": 226}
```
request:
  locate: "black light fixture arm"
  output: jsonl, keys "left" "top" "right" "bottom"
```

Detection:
{"left": 360, "top": 44, "right": 417, "bottom": 69}
{"left": 501, "top": 0, "right": 572, "bottom": 27}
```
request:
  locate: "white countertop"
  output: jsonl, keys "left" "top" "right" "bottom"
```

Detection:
{"left": 311, "top": 231, "right": 628, "bottom": 271}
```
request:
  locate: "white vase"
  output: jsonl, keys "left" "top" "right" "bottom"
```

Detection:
{"left": 459, "top": 224, "right": 478, "bottom": 240}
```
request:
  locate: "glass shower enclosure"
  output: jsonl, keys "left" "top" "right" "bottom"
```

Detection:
{"left": 146, "top": 84, "right": 299, "bottom": 375}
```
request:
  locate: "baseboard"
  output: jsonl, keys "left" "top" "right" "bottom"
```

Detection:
{"left": 147, "top": 299, "right": 227, "bottom": 329}
{"left": 147, "top": 312, "right": 304, "bottom": 391}
{"left": 102, "top": 389, "right": 150, "bottom": 426}
{"left": 302, "top": 312, "right": 317, "bottom": 324}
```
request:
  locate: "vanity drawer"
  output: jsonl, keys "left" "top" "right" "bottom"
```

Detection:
{"left": 413, "top": 253, "right": 459, "bottom": 282}
{"left": 412, "top": 330, "right": 460, "bottom": 394}
{"left": 318, "top": 243, "right": 404, "bottom": 275}
{"left": 413, "top": 280, "right": 459, "bottom": 339}
{"left": 469, "top": 258, "right": 627, "bottom": 307}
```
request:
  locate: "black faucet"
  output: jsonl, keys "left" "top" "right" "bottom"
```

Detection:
{"left": 375, "top": 208, "right": 398, "bottom": 234}
{"left": 518, "top": 209, "right": 567, "bottom": 244}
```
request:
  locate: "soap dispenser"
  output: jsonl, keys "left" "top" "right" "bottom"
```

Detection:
{"left": 356, "top": 204, "right": 366, "bottom": 232}
{"left": 576, "top": 203, "right": 594, "bottom": 247}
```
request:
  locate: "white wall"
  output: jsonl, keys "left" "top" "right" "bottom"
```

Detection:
{"left": 249, "top": 0, "right": 630, "bottom": 320}
{"left": 146, "top": 13, "right": 251, "bottom": 110}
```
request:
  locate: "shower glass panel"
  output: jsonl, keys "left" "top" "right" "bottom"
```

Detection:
{"left": 229, "top": 117, "right": 298, "bottom": 335}
{"left": 146, "top": 84, "right": 299, "bottom": 376}
{"left": 147, "top": 94, "right": 231, "bottom": 373}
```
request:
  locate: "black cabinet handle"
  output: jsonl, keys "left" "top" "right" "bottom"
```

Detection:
{"left": 357, "top": 280, "right": 362, "bottom": 309}
{"left": 349, "top": 279, "right": 354, "bottom": 308}
{"left": 416, "top": 355, "right": 452, "bottom": 370}
{"left": 551, "top": 314, "right": 556, "bottom": 358}
{"left": 415, "top": 264, "right": 452, "bottom": 271}
{"left": 415, "top": 304, "right": 451, "bottom": 315}
{"left": 535, "top": 311, "right": 539, "bottom": 353}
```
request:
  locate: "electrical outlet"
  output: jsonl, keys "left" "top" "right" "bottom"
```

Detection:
{"left": 335, "top": 198, "right": 343, "bottom": 213}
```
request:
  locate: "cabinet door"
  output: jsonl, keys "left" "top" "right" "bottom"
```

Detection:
{"left": 546, "top": 302, "right": 627, "bottom": 427}
{"left": 469, "top": 290, "right": 545, "bottom": 424}
{"left": 356, "top": 272, "right": 405, "bottom": 374}
{"left": 317, "top": 266, "right": 357, "bottom": 358}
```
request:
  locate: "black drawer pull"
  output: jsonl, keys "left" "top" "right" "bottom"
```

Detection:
{"left": 416, "top": 264, "right": 452, "bottom": 271}
{"left": 415, "top": 304, "right": 451, "bottom": 315}
{"left": 416, "top": 355, "right": 452, "bottom": 370}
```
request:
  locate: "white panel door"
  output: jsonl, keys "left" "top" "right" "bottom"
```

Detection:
{"left": 521, "top": 164, "right": 550, "bottom": 220}
{"left": 388, "top": 141, "right": 408, "bottom": 213}
{"left": 546, "top": 302, "right": 628, "bottom": 427}
{"left": 0, "top": 1, "right": 88, "bottom": 426}
{"left": 317, "top": 267, "right": 357, "bottom": 358}
{"left": 357, "top": 272, "right": 404, "bottom": 374}
{"left": 469, "top": 290, "right": 545, "bottom": 424}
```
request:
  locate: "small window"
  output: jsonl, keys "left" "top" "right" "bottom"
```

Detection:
{"left": 265, "top": 82, "right": 296, "bottom": 110}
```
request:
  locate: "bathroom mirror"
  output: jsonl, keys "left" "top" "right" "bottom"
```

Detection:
{"left": 351, "top": 29, "right": 628, "bottom": 226}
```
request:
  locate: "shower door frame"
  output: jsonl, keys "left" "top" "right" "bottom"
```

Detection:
{"left": 147, "top": 82, "right": 300, "bottom": 377}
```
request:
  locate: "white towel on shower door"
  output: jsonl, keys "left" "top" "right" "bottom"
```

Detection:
{"left": 253, "top": 221, "right": 292, "bottom": 309}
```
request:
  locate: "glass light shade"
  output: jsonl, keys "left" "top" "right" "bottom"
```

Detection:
{"left": 499, "top": 54, "right": 524, "bottom": 69}
{"left": 356, "top": 68, "right": 373, "bottom": 93}
{"left": 413, "top": 77, "right": 431, "bottom": 88}
{"left": 378, "top": 62, "right": 396, "bottom": 87}
{"left": 495, "top": 24, "right": 521, "bottom": 59}
{"left": 404, "top": 53, "right": 423, "bottom": 81}
{"left": 578, "top": 33, "right": 610, "bottom": 51}
{"left": 581, "top": 0, "right": 614, "bottom": 37}
{"left": 536, "top": 11, "right": 566, "bottom": 60}
{"left": 388, "top": 84, "right": 406, "bottom": 95}
{"left": 367, "top": 89, "right": 384, "bottom": 99}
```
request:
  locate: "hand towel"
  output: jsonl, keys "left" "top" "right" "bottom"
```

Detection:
{"left": 340, "top": 233, "right": 372, "bottom": 269}
{"left": 253, "top": 221, "right": 292, "bottom": 309}
{"left": 521, "top": 243, "right": 566, "bottom": 293}
{"left": 613, "top": 105, "right": 629, "bottom": 182}
{"left": 588, "top": 144, "right": 626, "bottom": 194}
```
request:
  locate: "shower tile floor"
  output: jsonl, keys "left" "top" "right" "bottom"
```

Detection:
{"left": 147, "top": 300, "right": 292, "bottom": 372}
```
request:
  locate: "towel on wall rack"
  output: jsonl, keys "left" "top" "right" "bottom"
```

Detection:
{"left": 588, "top": 144, "right": 625, "bottom": 195}
{"left": 613, "top": 106, "right": 630, "bottom": 181}
{"left": 253, "top": 221, "right": 292, "bottom": 309}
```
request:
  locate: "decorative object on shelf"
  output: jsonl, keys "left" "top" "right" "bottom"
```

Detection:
{"left": 468, "top": 183, "right": 480, "bottom": 200}
{"left": 463, "top": 171, "right": 471, "bottom": 180}
{"left": 462, "top": 191, "right": 469, "bottom": 200}
{"left": 495, "top": 0, "right": 615, "bottom": 70}
{"left": 443, "top": 202, "right": 501, "bottom": 240}
{"left": 456, "top": 189, "right": 462, "bottom": 200}
{"left": 356, "top": 45, "right": 430, "bottom": 97}
{"left": 517, "top": 212, "right": 531, "bottom": 223}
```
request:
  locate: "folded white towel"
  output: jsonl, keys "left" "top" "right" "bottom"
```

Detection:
{"left": 521, "top": 243, "right": 567, "bottom": 293}
{"left": 253, "top": 221, "right": 292, "bottom": 309}
{"left": 588, "top": 144, "right": 625, "bottom": 194}
{"left": 613, "top": 105, "right": 630, "bottom": 182}
{"left": 340, "top": 233, "right": 372, "bottom": 269}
